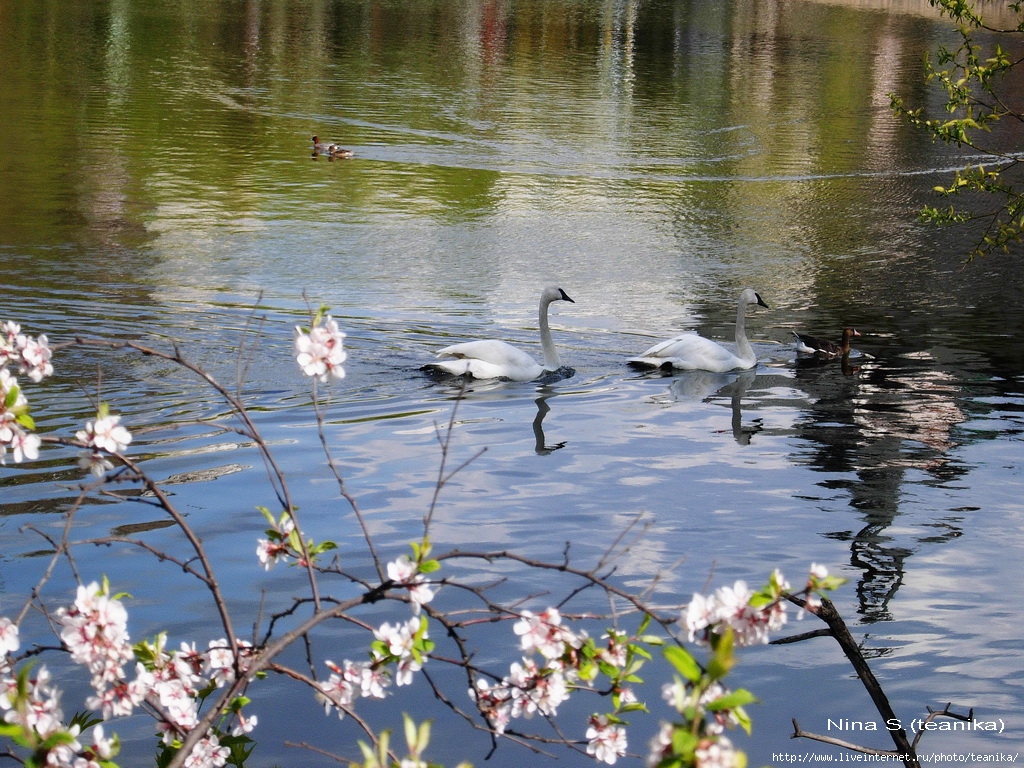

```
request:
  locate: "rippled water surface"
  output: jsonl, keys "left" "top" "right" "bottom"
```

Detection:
{"left": 2, "top": 0, "right": 1023, "bottom": 765}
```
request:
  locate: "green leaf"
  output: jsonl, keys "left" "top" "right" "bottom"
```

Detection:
{"left": 619, "top": 702, "right": 649, "bottom": 714}
{"left": 310, "top": 540, "right": 337, "bottom": 556}
{"left": 663, "top": 645, "right": 701, "bottom": 682}
{"left": 68, "top": 710, "right": 105, "bottom": 732}
{"left": 418, "top": 559, "right": 441, "bottom": 574}
{"left": 706, "top": 689, "right": 758, "bottom": 711}
{"left": 637, "top": 613, "right": 652, "bottom": 634}
{"left": 403, "top": 714, "right": 418, "bottom": 754}
{"left": 707, "top": 628, "right": 735, "bottom": 680}
{"left": 734, "top": 704, "right": 754, "bottom": 736}
{"left": 229, "top": 695, "right": 252, "bottom": 711}
{"left": 671, "top": 727, "right": 697, "bottom": 759}
{"left": 256, "top": 506, "right": 276, "bottom": 526}
{"left": 5, "top": 384, "right": 20, "bottom": 409}
{"left": 632, "top": 646, "right": 653, "bottom": 661}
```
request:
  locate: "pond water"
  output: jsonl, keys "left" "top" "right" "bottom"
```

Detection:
{"left": 2, "top": 0, "right": 1023, "bottom": 765}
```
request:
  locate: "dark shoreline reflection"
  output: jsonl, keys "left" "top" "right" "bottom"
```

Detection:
{"left": 790, "top": 348, "right": 971, "bottom": 621}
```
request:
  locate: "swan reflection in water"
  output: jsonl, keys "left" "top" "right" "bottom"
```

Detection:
{"left": 533, "top": 390, "right": 568, "bottom": 455}
{"left": 423, "top": 375, "right": 573, "bottom": 456}
{"left": 645, "top": 367, "right": 762, "bottom": 445}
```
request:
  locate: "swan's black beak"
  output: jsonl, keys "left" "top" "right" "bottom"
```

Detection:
{"left": 558, "top": 289, "right": 575, "bottom": 303}
{"left": 755, "top": 292, "right": 769, "bottom": 308}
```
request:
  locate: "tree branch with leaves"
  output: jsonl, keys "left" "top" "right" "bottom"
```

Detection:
{"left": 891, "top": 0, "right": 1024, "bottom": 260}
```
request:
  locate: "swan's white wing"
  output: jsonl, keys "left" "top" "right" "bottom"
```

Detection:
{"left": 630, "top": 333, "right": 748, "bottom": 373}
{"left": 430, "top": 357, "right": 514, "bottom": 379}
{"left": 434, "top": 340, "right": 542, "bottom": 381}
{"left": 437, "top": 340, "right": 537, "bottom": 367}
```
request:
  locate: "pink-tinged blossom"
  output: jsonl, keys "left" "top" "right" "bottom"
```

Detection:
{"left": 0, "top": 665, "right": 65, "bottom": 739}
{"left": 43, "top": 726, "right": 83, "bottom": 766}
{"left": 16, "top": 335, "right": 53, "bottom": 383}
{"left": 373, "top": 618, "right": 425, "bottom": 686}
{"left": 0, "top": 322, "right": 21, "bottom": 367}
{"left": 295, "top": 317, "right": 347, "bottom": 382}
{"left": 7, "top": 428, "right": 40, "bottom": 464}
{"left": 386, "top": 555, "right": 435, "bottom": 613}
{"left": 802, "top": 592, "right": 822, "bottom": 615}
{"left": 231, "top": 711, "right": 258, "bottom": 737}
{"left": 204, "top": 639, "right": 254, "bottom": 688}
{"left": 0, "top": 323, "right": 51, "bottom": 382}
{"left": 646, "top": 722, "right": 675, "bottom": 768}
{"left": 513, "top": 608, "right": 584, "bottom": 660}
{"left": 695, "top": 735, "right": 739, "bottom": 768}
{"left": 57, "top": 582, "right": 134, "bottom": 686}
{"left": 375, "top": 619, "right": 416, "bottom": 659}
{"left": 469, "top": 678, "right": 513, "bottom": 734}
{"left": 78, "top": 451, "right": 114, "bottom": 477}
{"left": 257, "top": 511, "right": 297, "bottom": 571}
{"left": 617, "top": 686, "right": 638, "bottom": 706}
{"left": 76, "top": 414, "right": 132, "bottom": 455}
{"left": 86, "top": 679, "right": 143, "bottom": 720}
{"left": 316, "top": 660, "right": 364, "bottom": 718}
{"left": 182, "top": 733, "right": 230, "bottom": 768}
{"left": 797, "top": 563, "right": 831, "bottom": 617}
{"left": 0, "top": 370, "right": 26, "bottom": 411}
{"left": 507, "top": 658, "right": 570, "bottom": 719}
{"left": 83, "top": 724, "right": 116, "bottom": 762}
{"left": 0, "top": 370, "right": 39, "bottom": 466}
{"left": 256, "top": 536, "right": 291, "bottom": 571}
{"left": 586, "top": 714, "right": 628, "bottom": 765}
{"left": 140, "top": 639, "right": 213, "bottom": 743}
{"left": 358, "top": 664, "right": 389, "bottom": 700}
{"left": 683, "top": 592, "right": 715, "bottom": 642}
{"left": 155, "top": 683, "right": 200, "bottom": 740}
{"left": 599, "top": 630, "right": 629, "bottom": 669}
{"left": 0, "top": 617, "right": 18, "bottom": 655}
{"left": 682, "top": 579, "right": 787, "bottom": 647}
{"left": 75, "top": 412, "right": 132, "bottom": 477}
{"left": 698, "top": 682, "right": 741, "bottom": 735}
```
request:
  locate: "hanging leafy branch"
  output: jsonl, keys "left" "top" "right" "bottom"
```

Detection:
{"left": 890, "top": 0, "right": 1024, "bottom": 260}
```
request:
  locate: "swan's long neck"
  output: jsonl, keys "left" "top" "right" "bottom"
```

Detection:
{"left": 733, "top": 299, "right": 754, "bottom": 361}
{"left": 539, "top": 297, "right": 560, "bottom": 370}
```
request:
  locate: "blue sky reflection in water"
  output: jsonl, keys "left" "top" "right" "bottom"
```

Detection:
{"left": 1, "top": 0, "right": 1023, "bottom": 765}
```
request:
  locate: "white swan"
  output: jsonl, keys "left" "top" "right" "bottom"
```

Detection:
{"left": 628, "top": 288, "right": 769, "bottom": 372}
{"left": 429, "top": 286, "right": 575, "bottom": 381}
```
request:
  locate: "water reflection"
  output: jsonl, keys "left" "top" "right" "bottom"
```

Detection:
{"left": 645, "top": 367, "right": 764, "bottom": 445}
{"left": 791, "top": 348, "right": 971, "bottom": 621}
{"left": 532, "top": 391, "right": 568, "bottom": 455}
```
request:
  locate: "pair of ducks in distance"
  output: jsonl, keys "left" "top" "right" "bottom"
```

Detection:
{"left": 427, "top": 286, "right": 861, "bottom": 382}
{"left": 312, "top": 136, "right": 354, "bottom": 159}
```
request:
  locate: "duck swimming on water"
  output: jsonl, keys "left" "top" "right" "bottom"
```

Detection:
{"left": 793, "top": 327, "right": 860, "bottom": 357}
{"left": 311, "top": 136, "right": 354, "bottom": 159}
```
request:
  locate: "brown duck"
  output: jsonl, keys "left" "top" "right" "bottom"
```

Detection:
{"left": 311, "top": 136, "right": 354, "bottom": 159}
{"left": 793, "top": 327, "right": 860, "bottom": 356}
